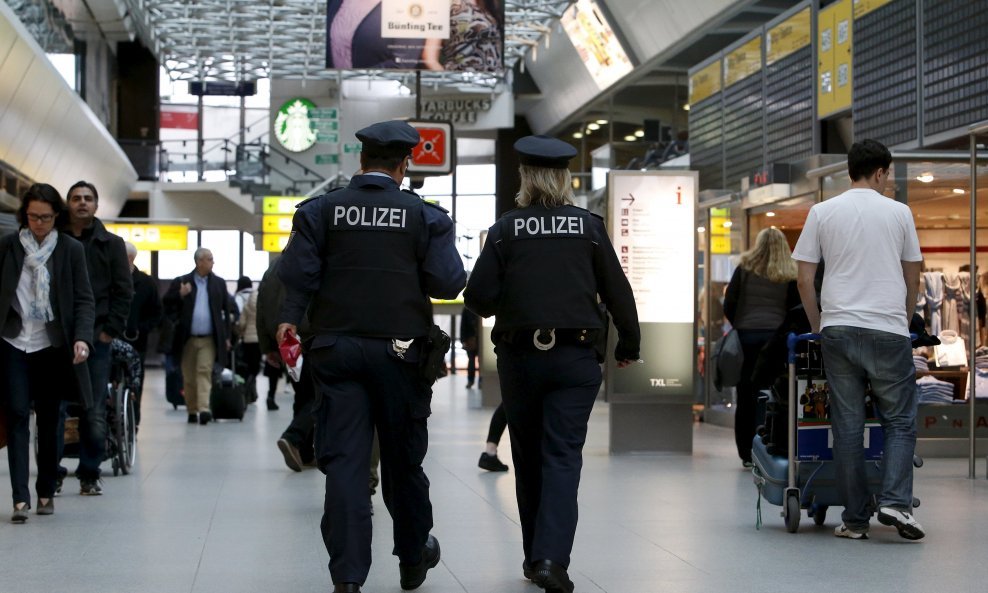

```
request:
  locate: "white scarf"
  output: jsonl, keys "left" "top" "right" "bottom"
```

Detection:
{"left": 18, "top": 228, "right": 58, "bottom": 322}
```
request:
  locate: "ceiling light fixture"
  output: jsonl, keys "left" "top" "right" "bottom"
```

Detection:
{"left": 723, "top": 221, "right": 733, "bottom": 228}
{"left": 696, "top": 226, "right": 706, "bottom": 233}
{"left": 587, "top": 123, "right": 600, "bottom": 131}
{"left": 766, "top": 211, "right": 776, "bottom": 217}
{"left": 573, "top": 132, "right": 583, "bottom": 139}
{"left": 916, "top": 173, "right": 935, "bottom": 183}
{"left": 596, "top": 119, "right": 608, "bottom": 125}
{"left": 624, "top": 135, "right": 636, "bottom": 141}
{"left": 953, "top": 188, "right": 966, "bottom": 194}
{"left": 683, "top": 104, "right": 691, "bottom": 111}
{"left": 634, "top": 130, "right": 644, "bottom": 138}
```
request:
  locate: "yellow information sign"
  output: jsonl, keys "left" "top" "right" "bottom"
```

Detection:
{"left": 818, "top": 0, "right": 852, "bottom": 118}
{"left": 724, "top": 37, "right": 762, "bottom": 87}
{"left": 689, "top": 61, "right": 722, "bottom": 105}
{"left": 104, "top": 224, "right": 188, "bottom": 251}
{"left": 262, "top": 214, "right": 295, "bottom": 234}
{"left": 262, "top": 234, "right": 291, "bottom": 253}
{"left": 766, "top": 8, "right": 811, "bottom": 66}
{"left": 709, "top": 216, "right": 731, "bottom": 236}
{"left": 711, "top": 236, "right": 731, "bottom": 255}
{"left": 852, "top": 0, "right": 892, "bottom": 18}
{"left": 262, "top": 196, "right": 306, "bottom": 214}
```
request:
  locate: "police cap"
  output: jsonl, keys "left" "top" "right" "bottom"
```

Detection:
{"left": 514, "top": 135, "right": 577, "bottom": 169}
{"left": 356, "top": 120, "right": 421, "bottom": 156}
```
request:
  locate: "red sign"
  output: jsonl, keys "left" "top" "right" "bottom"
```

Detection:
{"left": 408, "top": 122, "right": 453, "bottom": 175}
{"left": 160, "top": 109, "right": 199, "bottom": 130}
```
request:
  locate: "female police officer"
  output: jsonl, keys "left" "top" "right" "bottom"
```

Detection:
{"left": 464, "top": 135, "right": 640, "bottom": 593}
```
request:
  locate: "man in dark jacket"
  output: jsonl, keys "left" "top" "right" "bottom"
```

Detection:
{"left": 64, "top": 181, "right": 133, "bottom": 496}
{"left": 122, "top": 241, "right": 162, "bottom": 426}
{"left": 256, "top": 259, "right": 314, "bottom": 470}
{"left": 163, "top": 247, "right": 234, "bottom": 425}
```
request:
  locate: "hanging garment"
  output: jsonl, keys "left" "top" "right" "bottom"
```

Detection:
{"left": 942, "top": 273, "right": 962, "bottom": 335}
{"left": 924, "top": 271, "right": 944, "bottom": 336}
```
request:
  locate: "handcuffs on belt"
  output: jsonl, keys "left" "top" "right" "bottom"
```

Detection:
{"left": 533, "top": 329, "right": 556, "bottom": 351}
{"left": 392, "top": 338, "right": 414, "bottom": 359}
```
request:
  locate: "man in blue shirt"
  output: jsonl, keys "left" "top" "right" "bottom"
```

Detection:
{"left": 163, "top": 248, "right": 234, "bottom": 425}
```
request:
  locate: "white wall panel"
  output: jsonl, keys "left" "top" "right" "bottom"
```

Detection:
{"left": 0, "top": 2, "right": 136, "bottom": 215}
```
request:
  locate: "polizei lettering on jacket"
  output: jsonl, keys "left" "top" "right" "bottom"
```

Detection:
{"left": 332, "top": 206, "right": 408, "bottom": 229}
{"left": 513, "top": 216, "right": 585, "bottom": 237}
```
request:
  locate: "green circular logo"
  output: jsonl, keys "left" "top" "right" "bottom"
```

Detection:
{"left": 274, "top": 97, "right": 317, "bottom": 152}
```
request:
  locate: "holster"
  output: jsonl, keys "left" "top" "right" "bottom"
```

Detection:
{"left": 420, "top": 324, "right": 451, "bottom": 386}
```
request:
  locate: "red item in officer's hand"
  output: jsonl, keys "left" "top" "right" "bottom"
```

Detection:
{"left": 278, "top": 330, "right": 304, "bottom": 382}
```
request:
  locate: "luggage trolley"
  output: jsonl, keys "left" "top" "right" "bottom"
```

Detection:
{"left": 751, "top": 332, "right": 922, "bottom": 533}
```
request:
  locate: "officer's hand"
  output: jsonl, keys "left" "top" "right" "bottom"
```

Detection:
{"left": 99, "top": 331, "right": 113, "bottom": 344}
{"left": 277, "top": 323, "right": 297, "bottom": 344}
{"left": 616, "top": 359, "right": 635, "bottom": 369}
{"left": 179, "top": 282, "right": 192, "bottom": 297}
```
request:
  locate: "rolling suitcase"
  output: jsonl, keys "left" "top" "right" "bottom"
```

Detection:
{"left": 164, "top": 353, "right": 185, "bottom": 409}
{"left": 209, "top": 349, "right": 246, "bottom": 421}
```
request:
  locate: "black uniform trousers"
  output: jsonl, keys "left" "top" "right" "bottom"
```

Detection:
{"left": 497, "top": 342, "right": 602, "bottom": 569}
{"left": 281, "top": 360, "right": 316, "bottom": 463}
{"left": 309, "top": 336, "right": 433, "bottom": 586}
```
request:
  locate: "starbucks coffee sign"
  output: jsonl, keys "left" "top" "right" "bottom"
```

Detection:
{"left": 274, "top": 97, "right": 317, "bottom": 152}
{"left": 420, "top": 97, "right": 494, "bottom": 125}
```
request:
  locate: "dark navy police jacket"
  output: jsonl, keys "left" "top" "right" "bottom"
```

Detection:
{"left": 464, "top": 204, "right": 640, "bottom": 361}
{"left": 278, "top": 174, "right": 466, "bottom": 347}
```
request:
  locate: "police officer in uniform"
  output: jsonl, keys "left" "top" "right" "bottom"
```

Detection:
{"left": 276, "top": 120, "right": 466, "bottom": 593}
{"left": 464, "top": 135, "right": 640, "bottom": 593}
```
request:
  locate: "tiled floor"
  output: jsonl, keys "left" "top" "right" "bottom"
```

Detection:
{"left": 1, "top": 368, "right": 987, "bottom": 593}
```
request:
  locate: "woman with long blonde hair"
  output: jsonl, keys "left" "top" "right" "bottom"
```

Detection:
{"left": 723, "top": 227, "right": 799, "bottom": 466}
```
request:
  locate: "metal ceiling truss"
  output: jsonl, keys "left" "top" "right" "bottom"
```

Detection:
{"left": 119, "top": 0, "right": 574, "bottom": 90}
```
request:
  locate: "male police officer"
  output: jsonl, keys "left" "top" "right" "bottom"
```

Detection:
{"left": 277, "top": 120, "right": 466, "bottom": 593}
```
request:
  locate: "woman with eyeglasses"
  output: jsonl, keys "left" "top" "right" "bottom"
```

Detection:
{"left": 0, "top": 183, "right": 95, "bottom": 523}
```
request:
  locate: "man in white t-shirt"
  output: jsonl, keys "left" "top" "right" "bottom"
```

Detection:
{"left": 792, "top": 139, "right": 925, "bottom": 541}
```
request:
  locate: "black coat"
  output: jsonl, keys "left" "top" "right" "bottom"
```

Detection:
{"left": 125, "top": 267, "right": 162, "bottom": 354}
{"left": 162, "top": 271, "right": 234, "bottom": 364}
{"left": 0, "top": 231, "right": 96, "bottom": 407}
{"left": 67, "top": 218, "right": 133, "bottom": 338}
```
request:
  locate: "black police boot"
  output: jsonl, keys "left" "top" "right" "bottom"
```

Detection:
{"left": 532, "top": 559, "right": 574, "bottom": 593}
{"left": 399, "top": 534, "right": 440, "bottom": 590}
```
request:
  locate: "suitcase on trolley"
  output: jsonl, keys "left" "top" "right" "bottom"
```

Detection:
{"left": 751, "top": 332, "right": 912, "bottom": 533}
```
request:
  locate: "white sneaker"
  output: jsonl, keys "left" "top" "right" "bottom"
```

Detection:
{"left": 834, "top": 523, "right": 869, "bottom": 539}
{"left": 877, "top": 507, "right": 925, "bottom": 540}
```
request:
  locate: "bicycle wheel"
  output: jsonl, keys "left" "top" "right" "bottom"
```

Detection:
{"left": 123, "top": 389, "right": 137, "bottom": 472}
{"left": 114, "top": 382, "right": 130, "bottom": 476}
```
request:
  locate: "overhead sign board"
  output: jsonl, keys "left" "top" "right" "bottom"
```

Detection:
{"left": 262, "top": 214, "right": 295, "bottom": 234}
{"left": 104, "top": 224, "right": 189, "bottom": 251}
{"left": 189, "top": 81, "right": 256, "bottom": 96}
{"left": 262, "top": 234, "right": 291, "bottom": 253}
{"left": 262, "top": 196, "right": 306, "bottom": 215}
{"left": 766, "top": 8, "right": 811, "bottom": 65}
{"left": 561, "top": 0, "right": 634, "bottom": 91}
{"left": 407, "top": 121, "right": 454, "bottom": 175}
{"left": 724, "top": 36, "right": 762, "bottom": 87}
{"left": 689, "top": 60, "right": 722, "bottom": 105}
{"left": 326, "top": 0, "right": 505, "bottom": 72}
{"left": 852, "top": 0, "right": 893, "bottom": 18}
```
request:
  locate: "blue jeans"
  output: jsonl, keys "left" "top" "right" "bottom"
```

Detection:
{"left": 76, "top": 339, "right": 111, "bottom": 480}
{"left": 821, "top": 326, "right": 917, "bottom": 530}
